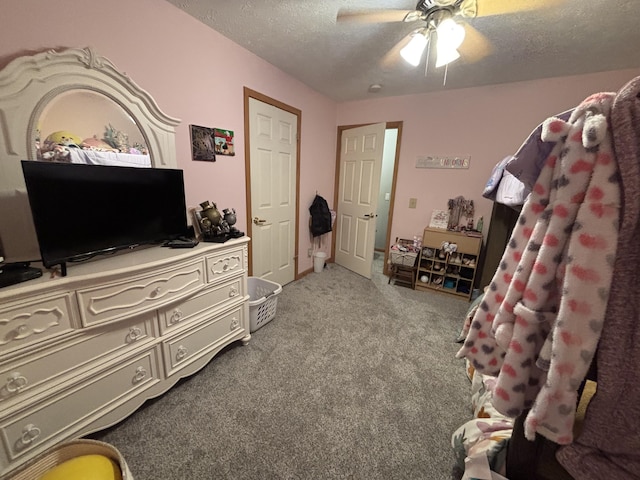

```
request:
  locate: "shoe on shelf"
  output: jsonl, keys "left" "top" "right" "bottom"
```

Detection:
{"left": 468, "top": 258, "right": 476, "bottom": 267}
{"left": 438, "top": 249, "right": 445, "bottom": 259}
{"left": 433, "top": 275, "right": 443, "bottom": 285}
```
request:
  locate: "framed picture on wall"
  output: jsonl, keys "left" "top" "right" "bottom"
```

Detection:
{"left": 214, "top": 128, "right": 235, "bottom": 156}
{"left": 190, "top": 124, "right": 216, "bottom": 162}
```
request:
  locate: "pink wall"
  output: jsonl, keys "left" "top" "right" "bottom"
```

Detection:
{"left": 0, "top": 0, "right": 338, "bottom": 274}
{"left": 3, "top": 0, "right": 639, "bottom": 275}
{"left": 337, "top": 69, "right": 640, "bottom": 246}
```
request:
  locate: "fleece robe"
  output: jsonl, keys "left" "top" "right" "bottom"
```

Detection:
{"left": 556, "top": 76, "right": 640, "bottom": 480}
{"left": 456, "top": 92, "right": 620, "bottom": 444}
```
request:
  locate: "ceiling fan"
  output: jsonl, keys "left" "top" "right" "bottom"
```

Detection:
{"left": 337, "top": 0, "right": 565, "bottom": 69}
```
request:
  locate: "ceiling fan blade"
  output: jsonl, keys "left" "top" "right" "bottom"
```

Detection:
{"left": 336, "top": 9, "right": 419, "bottom": 24}
{"left": 473, "top": 0, "right": 567, "bottom": 17}
{"left": 458, "top": 23, "right": 493, "bottom": 63}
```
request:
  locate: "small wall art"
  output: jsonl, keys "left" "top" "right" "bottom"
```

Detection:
{"left": 416, "top": 155, "right": 470, "bottom": 169}
{"left": 214, "top": 128, "right": 235, "bottom": 156}
{"left": 190, "top": 124, "right": 216, "bottom": 162}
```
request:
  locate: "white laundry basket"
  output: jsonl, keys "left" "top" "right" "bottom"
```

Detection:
{"left": 248, "top": 277, "right": 282, "bottom": 332}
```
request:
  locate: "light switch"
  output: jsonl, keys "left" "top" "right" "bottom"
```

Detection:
{"left": 384, "top": 192, "right": 390, "bottom": 201}
{"left": 409, "top": 198, "right": 417, "bottom": 209}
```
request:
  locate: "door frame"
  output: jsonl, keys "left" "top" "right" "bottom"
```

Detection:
{"left": 333, "top": 121, "right": 403, "bottom": 276}
{"left": 243, "top": 87, "right": 301, "bottom": 279}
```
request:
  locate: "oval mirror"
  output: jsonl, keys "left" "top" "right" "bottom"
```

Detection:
{"left": 36, "top": 89, "right": 151, "bottom": 167}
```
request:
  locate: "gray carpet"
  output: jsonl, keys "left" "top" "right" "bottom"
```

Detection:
{"left": 92, "top": 254, "right": 472, "bottom": 479}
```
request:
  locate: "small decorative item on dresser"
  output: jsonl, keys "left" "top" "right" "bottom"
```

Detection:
{"left": 429, "top": 209, "right": 450, "bottom": 229}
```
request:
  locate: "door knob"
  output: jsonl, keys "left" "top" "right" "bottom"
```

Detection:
{"left": 253, "top": 217, "right": 271, "bottom": 226}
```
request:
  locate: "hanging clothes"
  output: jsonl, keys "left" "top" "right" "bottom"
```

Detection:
{"left": 457, "top": 92, "right": 621, "bottom": 445}
{"left": 505, "top": 109, "right": 573, "bottom": 191}
{"left": 309, "top": 194, "right": 332, "bottom": 237}
{"left": 483, "top": 155, "right": 528, "bottom": 208}
{"left": 557, "top": 76, "right": 640, "bottom": 480}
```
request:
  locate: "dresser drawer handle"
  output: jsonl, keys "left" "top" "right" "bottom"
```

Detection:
{"left": 230, "top": 317, "right": 239, "bottom": 330}
{"left": 128, "top": 327, "right": 143, "bottom": 342}
{"left": 6, "top": 372, "right": 28, "bottom": 394}
{"left": 176, "top": 346, "right": 188, "bottom": 361}
{"left": 12, "top": 324, "right": 30, "bottom": 339}
{"left": 169, "top": 309, "right": 184, "bottom": 324}
{"left": 229, "top": 286, "right": 238, "bottom": 297}
{"left": 150, "top": 286, "right": 161, "bottom": 297}
{"left": 222, "top": 262, "right": 229, "bottom": 271}
{"left": 133, "top": 366, "right": 147, "bottom": 383}
{"left": 20, "top": 424, "right": 41, "bottom": 446}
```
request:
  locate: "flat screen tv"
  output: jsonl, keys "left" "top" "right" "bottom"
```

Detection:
{"left": 21, "top": 160, "right": 189, "bottom": 275}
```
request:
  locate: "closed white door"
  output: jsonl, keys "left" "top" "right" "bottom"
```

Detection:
{"left": 335, "top": 123, "right": 386, "bottom": 278}
{"left": 248, "top": 96, "right": 298, "bottom": 286}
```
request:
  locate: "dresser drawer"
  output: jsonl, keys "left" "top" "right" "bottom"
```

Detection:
{"left": 0, "top": 347, "right": 160, "bottom": 463}
{"left": 0, "top": 314, "right": 156, "bottom": 408}
{"left": 0, "top": 293, "right": 76, "bottom": 355}
{"left": 76, "top": 257, "right": 206, "bottom": 327}
{"left": 205, "top": 245, "right": 245, "bottom": 284}
{"left": 162, "top": 305, "right": 244, "bottom": 377}
{"left": 158, "top": 277, "right": 245, "bottom": 335}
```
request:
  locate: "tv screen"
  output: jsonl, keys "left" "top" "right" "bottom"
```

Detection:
{"left": 21, "top": 161, "right": 188, "bottom": 272}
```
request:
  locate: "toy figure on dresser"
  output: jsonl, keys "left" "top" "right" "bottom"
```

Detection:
{"left": 223, "top": 208, "right": 244, "bottom": 238}
{"left": 198, "top": 200, "right": 227, "bottom": 242}
{"left": 198, "top": 201, "right": 244, "bottom": 242}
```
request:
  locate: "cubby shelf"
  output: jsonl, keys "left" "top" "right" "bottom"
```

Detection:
{"left": 414, "top": 227, "right": 482, "bottom": 301}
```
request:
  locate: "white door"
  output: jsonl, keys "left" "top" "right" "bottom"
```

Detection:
{"left": 335, "top": 123, "right": 386, "bottom": 279}
{"left": 248, "top": 97, "right": 297, "bottom": 286}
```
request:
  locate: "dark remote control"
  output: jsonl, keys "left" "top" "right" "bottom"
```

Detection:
{"left": 165, "top": 239, "right": 198, "bottom": 248}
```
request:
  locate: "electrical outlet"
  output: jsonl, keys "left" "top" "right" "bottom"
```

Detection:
{"left": 409, "top": 198, "right": 417, "bottom": 209}
{"left": 308, "top": 248, "right": 313, "bottom": 257}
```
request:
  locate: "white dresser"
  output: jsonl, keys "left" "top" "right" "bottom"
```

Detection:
{"left": 0, "top": 239, "right": 250, "bottom": 477}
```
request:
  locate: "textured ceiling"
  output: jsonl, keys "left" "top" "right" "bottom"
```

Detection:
{"left": 167, "top": 0, "right": 640, "bottom": 102}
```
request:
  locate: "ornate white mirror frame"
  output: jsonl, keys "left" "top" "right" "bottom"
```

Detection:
{"left": 0, "top": 46, "right": 181, "bottom": 261}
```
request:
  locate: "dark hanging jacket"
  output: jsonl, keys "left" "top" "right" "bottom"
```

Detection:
{"left": 309, "top": 195, "right": 332, "bottom": 237}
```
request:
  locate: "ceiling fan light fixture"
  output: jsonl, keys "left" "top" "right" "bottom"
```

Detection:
{"left": 436, "top": 18, "right": 466, "bottom": 50}
{"left": 400, "top": 31, "right": 429, "bottom": 67}
{"left": 435, "top": 43, "right": 460, "bottom": 68}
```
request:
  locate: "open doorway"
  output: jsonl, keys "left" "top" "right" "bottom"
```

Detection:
{"left": 333, "top": 121, "right": 403, "bottom": 278}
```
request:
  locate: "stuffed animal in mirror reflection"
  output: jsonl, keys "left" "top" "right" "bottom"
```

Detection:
{"left": 198, "top": 201, "right": 244, "bottom": 242}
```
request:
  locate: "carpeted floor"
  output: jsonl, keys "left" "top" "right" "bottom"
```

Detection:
{"left": 92, "top": 254, "right": 472, "bottom": 479}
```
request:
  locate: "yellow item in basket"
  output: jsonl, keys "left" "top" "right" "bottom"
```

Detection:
{"left": 39, "top": 454, "right": 122, "bottom": 480}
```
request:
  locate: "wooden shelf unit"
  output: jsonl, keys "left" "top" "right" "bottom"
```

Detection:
{"left": 414, "top": 227, "right": 482, "bottom": 300}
